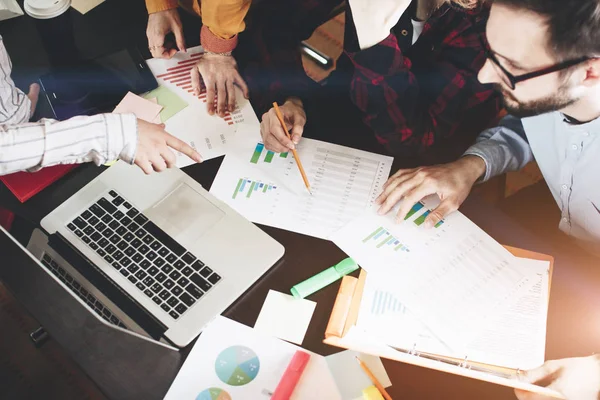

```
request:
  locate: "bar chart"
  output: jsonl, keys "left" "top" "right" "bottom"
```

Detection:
{"left": 249, "top": 143, "right": 288, "bottom": 164}
{"left": 370, "top": 290, "right": 407, "bottom": 316}
{"left": 363, "top": 227, "right": 410, "bottom": 252}
{"left": 232, "top": 178, "right": 277, "bottom": 199}
{"left": 404, "top": 201, "right": 445, "bottom": 228}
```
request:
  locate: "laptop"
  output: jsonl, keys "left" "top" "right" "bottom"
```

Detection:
{"left": 36, "top": 161, "right": 285, "bottom": 347}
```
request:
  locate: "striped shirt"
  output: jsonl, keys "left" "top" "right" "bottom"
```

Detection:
{"left": 0, "top": 36, "right": 138, "bottom": 176}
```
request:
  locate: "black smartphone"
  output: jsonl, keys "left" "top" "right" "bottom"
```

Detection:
{"left": 39, "top": 47, "right": 158, "bottom": 120}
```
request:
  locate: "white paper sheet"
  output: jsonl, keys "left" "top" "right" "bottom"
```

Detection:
{"left": 254, "top": 290, "right": 316, "bottom": 345}
{"left": 145, "top": 47, "right": 260, "bottom": 165}
{"left": 325, "top": 351, "right": 392, "bottom": 400}
{"left": 331, "top": 197, "right": 546, "bottom": 358}
{"left": 164, "top": 316, "right": 342, "bottom": 400}
{"left": 209, "top": 128, "right": 393, "bottom": 239}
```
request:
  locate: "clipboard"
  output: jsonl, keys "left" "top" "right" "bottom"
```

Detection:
{"left": 323, "top": 246, "right": 563, "bottom": 399}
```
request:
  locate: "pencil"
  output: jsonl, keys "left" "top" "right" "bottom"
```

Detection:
{"left": 272, "top": 102, "right": 312, "bottom": 195}
{"left": 355, "top": 356, "right": 392, "bottom": 400}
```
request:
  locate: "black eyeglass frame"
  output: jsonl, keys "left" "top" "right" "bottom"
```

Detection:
{"left": 479, "top": 35, "right": 591, "bottom": 90}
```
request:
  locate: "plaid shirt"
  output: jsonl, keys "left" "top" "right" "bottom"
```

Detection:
{"left": 339, "top": 2, "right": 501, "bottom": 158}
{"left": 238, "top": 1, "right": 500, "bottom": 159}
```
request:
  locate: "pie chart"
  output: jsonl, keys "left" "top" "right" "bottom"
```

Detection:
{"left": 196, "top": 388, "right": 232, "bottom": 400}
{"left": 215, "top": 345, "right": 260, "bottom": 386}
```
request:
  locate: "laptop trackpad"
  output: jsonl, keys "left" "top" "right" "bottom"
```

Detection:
{"left": 144, "top": 183, "right": 225, "bottom": 249}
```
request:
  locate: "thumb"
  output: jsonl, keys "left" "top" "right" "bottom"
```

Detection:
{"left": 173, "top": 24, "right": 186, "bottom": 53}
{"left": 290, "top": 121, "right": 304, "bottom": 145}
{"left": 423, "top": 198, "right": 458, "bottom": 228}
{"left": 520, "top": 361, "right": 562, "bottom": 386}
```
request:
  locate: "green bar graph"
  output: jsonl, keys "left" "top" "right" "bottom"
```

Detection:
{"left": 232, "top": 178, "right": 243, "bottom": 199}
{"left": 262, "top": 184, "right": 268, "bottom": 193}
{"left": 264, "top": 151, "right": 275, "bottom": 163}
{"left": 250, "top": 143, "right": 264, "bottom": 164}
{"left": 404, "top": 202, "right": 424, "bottom": 220}
{"left": 363, "top": 227, "right": 383, "bottom": 243}
{"left": 414, "top": 210, "right": 431, "bottom": 226}
{"left": 435, "top": 221, "right": 444, "bottom": 228}
{"left": 280, "top": 152, "right": 288, "bottom": 158}
{"left": 246, "top": 182, "right": 256, "bottom": 198}
{"left": 376, "top": 235, "right": 394, "bottom": 248}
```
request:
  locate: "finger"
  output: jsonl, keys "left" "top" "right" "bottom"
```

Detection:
{"left": 521, "top": 361, "right": 562, "bottom": 386}
{"left": 376, "top": 170, "right": 420, "bottom": 205}
{"left": 27, "top": 83, "right": 40, "bottom": 115}
{"left": 383, "top": 168, "right": 417, "bottom": 189}
{"left": 233, "top": 73, "right": 249, "bottom": 99}
{"left": 423, "top": 199, "right": 459, "bottom": 228}
{"left": 150, "top": 46, "right": 167, "bottom": 59}
{"left": 397, "top": 185, "right": 438, "bottom": 222}
{"left": 135, "top": 157, "right": 153, "bottom": 175}
{"left": 173, "top": 24, "right": 186, "bottom": 53}
{"left": 264, "top": 135, "right": 290, "bottom": 154}
{"left": 150, "top": 154, "right": 167, "bottom": 172}
{"left": 268, "top": 109, "right": 295, "bottom": 149}
{"left": 191, "top": 67, "right": 202, "bottom": 96}
{"left": 216, "top": 80, "right": 227, "bottom": 116}
{"left": 166, "top": 48, "right": 178, "bottom": 58}
{"left": 290, "top": 114, "right": 306, "bottom": 145}
{"left": 166, "top": 135, "right": 203, "bottom": 163}
{"left": 377, "top": 178, "right": 419, "bottom": 217}
{"left": 226, "top": 80, "right": 236, "bottom": 112}
{"left": 160, "top": 146, "right": 177, "bottom": 168}
{"left": 205, "top": 80, "right": 217, "bottom": 115}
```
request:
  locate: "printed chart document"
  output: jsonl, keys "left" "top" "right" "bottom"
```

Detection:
{"left": 146, "top": 47, "right": 260, "bottom": 165}
{"left": 209, "top": 129, "right": 393, "bottom": 239}
{"left": 331, "top": 197, "right": 550, "bottom": 360}
{"left": 354, "top": 258, "right": 550, "bottom": 369}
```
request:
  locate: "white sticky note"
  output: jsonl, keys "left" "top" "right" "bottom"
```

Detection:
{"left": 253, "top": 290, "right": 316, "bottom": 345}
{"left": 326, "top": 351, "right": 392, "bottom": 400}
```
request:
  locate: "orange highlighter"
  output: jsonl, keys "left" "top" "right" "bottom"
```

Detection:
{"left": 271, "top": 350, "right": 311, "bottom": 400}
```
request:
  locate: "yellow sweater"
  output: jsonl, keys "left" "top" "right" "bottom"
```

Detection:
{"left": 145, "top": 0, "right": 251, "bottom": 52}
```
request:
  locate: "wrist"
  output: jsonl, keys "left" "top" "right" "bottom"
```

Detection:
{"left": 457, "top": 155, "right": 486, "bottom": 184}
{"left": 204, "top": 51, "right": 233, "bottom": 57}
{"left": 285, "top": 97, "right": 303, "bottom": 108}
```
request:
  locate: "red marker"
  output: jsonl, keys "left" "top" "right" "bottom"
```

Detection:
{"left": 271, "top": 350, "right": 311, "bottom": 400}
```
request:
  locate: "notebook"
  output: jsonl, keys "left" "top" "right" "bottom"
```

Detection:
{"left": 0, "top": 164, "right": 77, "bottom": 202}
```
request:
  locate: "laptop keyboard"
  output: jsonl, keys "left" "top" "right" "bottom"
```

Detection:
{"left": 40, "top": 252, "right": 127, "bottom": 329}
{"left": 66, "top": 190, "right": 222, "bottom": 321}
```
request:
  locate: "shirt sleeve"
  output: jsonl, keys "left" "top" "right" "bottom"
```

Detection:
{"left": 200, "top": 0, "right": 251, "bottom": 53}
{"left": 0, "top": 37, "right": 32, "bottom": 125}
{"left": 0, "top": 113, "right": 138, "bottom": 176}
{"left": 145, "top": 0, "right": 178, "bottom": 14}
{"left": 344, "top": 8, "right": 498, "bottom": 157}
{"left": 463, "top": 114, "right": 534, "bottom": 182}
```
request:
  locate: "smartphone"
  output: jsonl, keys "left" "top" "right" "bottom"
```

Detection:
{"left": 39, "top": 47, "right": 158, "bottom": 120}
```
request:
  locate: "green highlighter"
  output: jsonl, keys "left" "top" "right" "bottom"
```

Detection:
{"left": 290, "top": 258, "right": 359, "bottom": 299}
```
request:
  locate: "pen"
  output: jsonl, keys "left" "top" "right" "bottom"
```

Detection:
{"left": 355, "top": 357, "right": 392, "bottom": 400}
{"left": 272, "top": 102, "right": 312, "bottom": 195}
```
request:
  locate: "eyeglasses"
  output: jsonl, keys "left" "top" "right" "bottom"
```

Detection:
{"left": 479, "top": 35, "right": 590, "bottom": 90}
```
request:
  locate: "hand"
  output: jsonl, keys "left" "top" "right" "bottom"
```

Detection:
{"left": 146, "top": 9, "right": 186, "bottom": 59}
{"left": 27, "top": 83, "right": 40, "bottom": 117}
{"left": 515, "top": 355, "right": 600, "bottom": 400}
{"left": 191, "top": 53, "right": 249, "bottom": 117}
{"left": 133, "top": 119, "right": 202, "bottom": 174}
{"left": 375, "top": 156, "right": 486, "bottom": 225}
{"left": 260, "top": 98, "right": 306, "bottom": 153}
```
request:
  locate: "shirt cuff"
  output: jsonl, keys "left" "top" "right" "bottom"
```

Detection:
{"left": 146, "top": 0, "right": 178, "bottom": 14}
{"left": 107, "top": 114, "right": 138, "bottom": 165}
{"left": 200, "top": 25, "right": 238, "bottom": 53}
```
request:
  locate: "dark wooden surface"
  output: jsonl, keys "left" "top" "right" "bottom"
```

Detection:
{"left": 1, "top": 1, "right": 599, "bottom": 399}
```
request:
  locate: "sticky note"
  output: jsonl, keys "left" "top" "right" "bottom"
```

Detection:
{"left": 71, "top": 0, "right": 105, "bottom": 14}
{"left": 325, "top": 351, "right": 392, "bottom": 400}
{"left": 253, "top": 290, "right": 316, "bottom": 345}
{"left": 362, "top": 385, "right": 385, "bottom": 400}
{"left": 143, "top": 85, "right": 188, "bottom": 123}
{"left": 113, "top": 92, "right": 163, "bottom": 123}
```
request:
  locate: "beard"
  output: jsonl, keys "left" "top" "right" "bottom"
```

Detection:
{"left": 493, "top": 83, "right": 579, "bottom": 119}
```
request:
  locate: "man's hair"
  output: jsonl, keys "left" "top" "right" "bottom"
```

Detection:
{"left": 493, "top": 0, "right": 600, "bottom": 61}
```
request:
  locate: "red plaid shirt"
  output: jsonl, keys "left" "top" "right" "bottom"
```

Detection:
{"left": 340, "top": 2, "right": 500, "bottom": 157}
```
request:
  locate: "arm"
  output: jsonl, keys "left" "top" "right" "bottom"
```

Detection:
{"left": 0, "top": 38, "right": 32, "bottom": 125}
{"left": 145, "top": 0, "right": 178, "bottom": 14}
{"left": 0, "top": 114, "right": 137, "bottom": 176}
{"left": 345, "top": 10, "right": 497, "bottom": 156}
{"left": 200, "top": 0, "right": 251, "bottom": 53}
{"left": 463, "top": 114, "right": 534, "bottom": 182}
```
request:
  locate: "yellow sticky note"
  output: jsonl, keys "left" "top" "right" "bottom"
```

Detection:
{"left": 362, "top": 385, "right": 384, "bottom": 400}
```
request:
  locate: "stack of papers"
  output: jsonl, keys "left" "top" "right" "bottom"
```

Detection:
{"left": 330, "top": 197, "right": 551, "bottom": 369}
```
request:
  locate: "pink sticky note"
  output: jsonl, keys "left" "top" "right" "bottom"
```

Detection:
{"left": 113, "top": 92, "right": 163, "bottom": 123}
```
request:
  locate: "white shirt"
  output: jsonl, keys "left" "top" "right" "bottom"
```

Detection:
{"left": 0, "top": 36, "right": 138, "bottom": 175}
{"left": 464, "top": 113, "right": 600, "bottom": 254}
{"left": 411, "top": 19, "right": 425, "bottom": 44}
